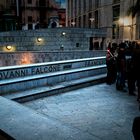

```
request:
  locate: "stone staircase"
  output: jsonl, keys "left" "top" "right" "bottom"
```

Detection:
{"left": 0, "top": 57, "right": 107, "bottom": 102}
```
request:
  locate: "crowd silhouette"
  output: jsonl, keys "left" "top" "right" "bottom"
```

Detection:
{"left": 106, "top": 41, "right": 140, "bottom": 140}
{"left": 106, "top": 41, "right": 140, "bottom": 100}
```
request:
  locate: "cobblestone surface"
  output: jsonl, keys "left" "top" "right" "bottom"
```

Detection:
{"left": 23, "top": 83, "right": 140, "bottom": 140}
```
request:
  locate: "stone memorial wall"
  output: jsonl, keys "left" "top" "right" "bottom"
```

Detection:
{"left": 0, "top": 56, "right": 107, "bottom": 95}
{"left": 0, "top": 56, "right": 106, "bottom": 80}
{"left": 0, "top": 51, "right": 106, "bottom": 66}
{"left": 0, "top": 28, "right": 106, "bottom": 52}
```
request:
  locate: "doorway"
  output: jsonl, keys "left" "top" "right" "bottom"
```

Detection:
{"left": 89, "top": 37, "right": 94, "bottom": 50}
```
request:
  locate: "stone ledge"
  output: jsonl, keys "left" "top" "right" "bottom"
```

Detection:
{"left": 0, "top": 65, "right": 106, "bottom": 86}
{"left": 3, "top": 74, "right": 106, "bottom": 103}
{"left": 0, "top": 56, "right": 106, "bottom": 80}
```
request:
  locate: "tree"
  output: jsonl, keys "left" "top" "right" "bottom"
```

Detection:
{"left": 127, "top": 0, "right": 140, "bottom": 18}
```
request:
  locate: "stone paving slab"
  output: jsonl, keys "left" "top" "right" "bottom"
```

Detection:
{"left": 0, "top": 83, "right": 140, "bottom": 140}
{"left": 0, "top": 96, "right": 100, "bottom": 140}
{"left": 24, "top": 83, "right": 140, "bottom": 140}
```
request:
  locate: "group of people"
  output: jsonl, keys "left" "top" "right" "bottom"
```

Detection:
{"left": 106, "top": 41, "right": 140, "bottom": 140}
{"left": 106, "top": 41, "right": 140, "bottom": 101}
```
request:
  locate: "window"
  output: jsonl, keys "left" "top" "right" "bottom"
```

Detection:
{"left": 83, "top": 15, "right": 86, "bottom": 28}
{"left": 112, "top": 23, "right": 119, "bottom": 39}
{"left": 74, "top": 0, "right": 77, "bottom": 16}
{"left": 10, "top": 0, "right": 16, "bottom": 5}
{"left": 112, "top": 5, "right": 120, "bottom": 21}
{"left": 88, "top": 13, "right": 92, "bottom": 28}
{"left": 76, "top": 43, "right": 80, "bottom": 47}
{"left": 94, "top": 41, "right": 99, "bottom": 50}
{"left": 78, "top": 17, "right": 81, "bottom": 27}
{"left": 83, "top": 0, "right": 86, "bottom": 12}
{"left": 95, "top": 0, "right": 100, "bottom": 8}
{"left": 39, "top": 0, "right": 46, "bottom": 6}
{"left": 28, "top": 16, "right": 32, "bottom": 22}
{"left": 112, "top": 5, "right": 120, "bottom": 39}
{"left": 28, "top": 0, "right": 32, "bottom": 4}
{"left": 113, "top": 0, "right": 120, "bottom": 4}
{"left": 89, "top": 0, "right": 92, "bottom": 10}
{"left": 78, "top": 0, "right": 81, "bottom": 15}
{"left": 75, "top": 18, "right": 77, "bottom": 27}
{"left": 95, "top": 10, "right": 98, "bottom": 28}
{"left": 59, "top": 15, "right": 62, "bottom": 20}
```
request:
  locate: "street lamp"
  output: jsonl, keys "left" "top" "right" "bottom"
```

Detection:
{"left": 61, "top": 32, "right": 66, "bottom": 36}
{"left": 6, "top": 45, "right": 12, "bottom": 50}
{"left": 37, "top": 37, "right": 42, "bottom": 42}
{"left": 89, "top": 18, "right": 95, "bottom": 28}
{"left": 71, "top": 21, "right": 75, "bottom": 27}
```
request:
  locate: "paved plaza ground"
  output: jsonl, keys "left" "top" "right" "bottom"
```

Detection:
{"left": 23, "top": 83, "right": 140, "bottom": 140}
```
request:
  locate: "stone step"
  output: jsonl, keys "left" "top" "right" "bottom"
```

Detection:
{"left": 3, "top": 74, "right": 106, "bottom": 103}
{"left": 0, "top": 65, "right": 106, "bottom": 95}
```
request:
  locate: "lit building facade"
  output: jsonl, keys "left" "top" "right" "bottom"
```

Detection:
{"left": 66, "top": 0, "right": 140, "bottom": 43}
{"left": 0, "top": 0, "right": 66, "bottom": 31}
{"left": 0, "top": 0, "right": 17, "bottom": 31}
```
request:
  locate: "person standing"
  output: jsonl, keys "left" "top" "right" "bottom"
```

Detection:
{"left": 116, "top": 42, "right": 127, "bottom": 91}
{"left": 132, "top": 43, "right": 140, "bottom": 101}
{"left": 127, "top": 42, "right": 136, "bottom": 96}
{"left": 106, "top": 43, "right": 117, "bottom": 84}
{"left": 132, "top": 116, "right": 140, "bottom": 140}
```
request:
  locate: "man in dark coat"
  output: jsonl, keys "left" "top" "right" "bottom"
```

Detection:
{"left": 132, "top": 43, "right": 140, "bottom": 101}
{"left": 106, "top": 44, "right": 117, "bottom": 84}
{"left": 132, "top": 116, "right": 140, "bottom": 140}
{"left": 127, "top": 42, "right": 136, "bottom": 96}
{"left": 116, "top": 42, "right": 127, "bottom": 91}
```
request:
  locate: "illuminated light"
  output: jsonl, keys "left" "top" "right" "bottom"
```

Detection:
{"left": 124, "top": 17, "right": 131, "bottom": 26}
{"left": 60, "top": 44, "right": 64, "bottom": 50}
{"left": 71, "top": 22, "right": 75, "bottom": 26}
{"left": 136, "top": 40, "right": 140, "bottom": 45}
{"left": 107, "top": 49, "right": 113, "bottom": 57}
{"left": 118, "top": 18, "right": 124, "bottom": 25}
{"left": 37, "top": 37, "right": 42, "bottom": 42}
{"left": 21, "top": 53, "right": 32, "bottom": 65}
{"left": 62, "top": 32, "right": 66, "bottom": 36}
{"left": 119, "top": 17, "right": 132, "bottom": 26}
{"left": 107, "top": 49, "right": 110, "bottom": 52}
{"left": 89, "top": 18, "right": 95, "bottom": 28}
{"left": 6, "top": 45, "right": 12, "bottom": 50}
{"left": 89, "top": 18, "right": 95, "bottom": 22}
